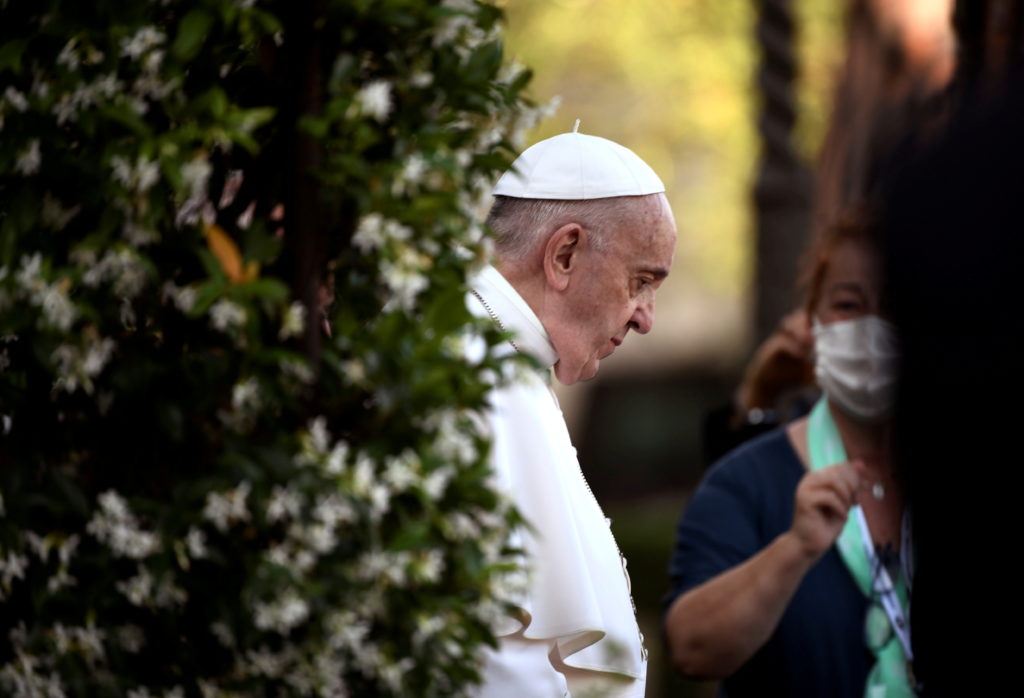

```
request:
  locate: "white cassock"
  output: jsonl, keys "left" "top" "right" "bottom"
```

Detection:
{"left": 467, "top": 265, "right": 648, "bottom": 698}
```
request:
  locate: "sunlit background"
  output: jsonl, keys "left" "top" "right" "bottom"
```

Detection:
{"left": 498, "top": 1, "right": 948, "bottom": 695}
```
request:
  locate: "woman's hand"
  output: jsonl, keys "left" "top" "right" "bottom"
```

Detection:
{"left": 789, "top": 461, "right": 861, "bottom": 562}
{"left": 735, "top": 308, "right": 815, "bottom": 412}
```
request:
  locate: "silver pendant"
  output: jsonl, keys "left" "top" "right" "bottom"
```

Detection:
{"left": 871, "top": 481, "right": 886, "bottom": 501}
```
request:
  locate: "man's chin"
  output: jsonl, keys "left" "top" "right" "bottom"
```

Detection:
{"left": 554, "top": 358, "right": 600, "bottom": 385}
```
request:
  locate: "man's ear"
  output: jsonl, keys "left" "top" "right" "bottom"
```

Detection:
{"left": 543, "top": 223, "right": 584, "bottom": 292}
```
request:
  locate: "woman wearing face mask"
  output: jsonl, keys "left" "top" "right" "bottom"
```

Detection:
{"left": 663, "top": 215, "right": 914, "bottom": 698}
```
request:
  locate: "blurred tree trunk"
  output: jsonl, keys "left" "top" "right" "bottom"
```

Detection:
{"left": 282, "top": 0, "right": 327, "bottom": 367}
{"left": 752, "top": 0, "right": 812, "bottom": 344}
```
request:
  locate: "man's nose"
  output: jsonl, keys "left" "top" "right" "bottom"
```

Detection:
{"left": 630, "top": 296, "right": 655, "bottom": 334}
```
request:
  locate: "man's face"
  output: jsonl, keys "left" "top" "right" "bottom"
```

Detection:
{"left": 548, "top": 194, "right": 677, "bottom": 385}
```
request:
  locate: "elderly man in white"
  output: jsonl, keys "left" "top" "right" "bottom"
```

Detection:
{"left": 470, "top": 125, "right": 677, "bottom": 697}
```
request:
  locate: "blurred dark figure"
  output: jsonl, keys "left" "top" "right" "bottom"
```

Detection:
{"left": 881, "top": 79, "right": 1024, "bottom": 697}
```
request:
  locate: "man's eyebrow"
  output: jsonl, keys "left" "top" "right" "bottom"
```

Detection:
{"left": 642, "top": 267, "right": 670, "bottom": 280}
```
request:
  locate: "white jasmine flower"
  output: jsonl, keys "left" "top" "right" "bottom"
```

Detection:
{"left": 325, "top": 610, "right": 368, "bottom": 651}
{"left": 380, "top": 259, "right": 428, "bottom": 311}
{"left": 82, "top": 338, "right": 115, "bottom": 377}
{"left": 401, "top": 153, "right": 427, "bottom": 184}
{"left": 116, "top": 566, "right": 154, "bottom": 606}
{"left": 57, "top": 535, "right": 79, "bottom": 566}
{"left": 86, "top": 490, "right": 160, "bottom": 559}
{"left": 355, "top": 80, "right": 392, "bottom": 122}
{"left": 422, "top": 466, "right": 454, "bottom": 499}
{"left": 325, "top": 441, "right": 349, "bottom": 474}
{"left": 433, "top": 12, "right": 475, "bottom": 48}
{"left": 40, "top": 284, "right": 77, "bottom": 332}
{"left": 15, "top": 139, "right": 41, "bottom": 175}
{"left": 110, "top": 155, "right": 160, "bottom": 193}
{"left": 3, "top": 87, "right": 28, "bottom": 111}
{"left": 124, "top": 221, "right": 159, "bottom": 246}
{"left": 383, "top": 453, "right": 418, "bottom": 492}
{"left": 72, "top": 621, "right": 105, "bottom": 662}
{"left": 351, "top": 213, "right": 385, "bottom": 252}
{"left": 356, "top": 550, "right": 391, "bottom": 582}
{"left": 47, "top": 566, "right": 77, "bottom": 593}
{"left": 209, "top": 299, "right": 246, "bottom": 332}
{"left": 410, "top": 70, "right": 433, "bottom": 88}
{"left": 202, "top": 481, "right": 251, "bottom": 532}
{"left": 24, "top": 531, "right": 52, "bottom": 560}
{"left": 162, "top": 282, "right": 196, "bottom": 313}
{"left": 57, "top": 38, "right": 80, "bottom": 70}
{"left": 266, "top": 485, "right": 302, "bottom": 523}
{"left": 498, "top": 59, "right": 526, "bottom": 86}
{"left": 231, "top": 377, "right": 260, "bottom": 412}
{"left": 142, "top": 49, "right": 164, "bottom": 74}
{"left": 41, "top": 193, "right": 81, "bottom": 230}
{"left": 266, "top": 542, "right": 291, "bottom": 567}
{"left": 352, "top": 453, "right": 375, "bottom": 496}
{"left": 446, "top": 511, "right": 481, "bottom": 540}
{"left": 280, "top": 357, "right": 314, "bottom": 385}
{"left": 309, "top": 416, "right": 330, "bottom": 453}
{"left": 312, "top": 494, "right": 355, "bottom": 527}
{"left": 246, "top": 646, "right": 286, "bottom": 678}
{"left": 304, "top": 523, "right": 337, "bottom": 553}
{"left": 209, "top": 621, "right": 235, "bottom": 648}
{"left": 154, "top": 575, "right": 187, "bottom": 608}
{"left": 16, "top": 253, "right": 42, "bottom": 291}
{"left": 185, "top": 527, "right": 208, "bottom": 559}
{"left": 414, "top": 551, "right": 445, "bottom": 584}
{"left": 0, "top": 551, "right": 28, "bottom": 586}
{"left": 342, "top": 358, "right": 367, "bottom": 384}
{"left": 92, "top": 73, "right": 121, "bottom": 99}
{"left": 368, "top": 483, "right": 390, "bottom": 520}
{"left": 120, "top": 27, "right": 166, "bottom": 61}
{"left": 253, "top": 589, "right": 309, "bottom": 633}
{"left": 279, "top": 301, "right": 306, "bottom": 340}
{"left": 137, "top": 159, "right": 159, "bottom": 192}
{"left": 52, "top": 623, "right": 72, "bottom": 654}
{"left": 181, "top": 156, "right": 212, "bottom": 197}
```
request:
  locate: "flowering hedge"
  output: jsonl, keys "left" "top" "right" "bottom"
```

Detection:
{"left": 0, "top": 1, "right": 553, "bottom": 695}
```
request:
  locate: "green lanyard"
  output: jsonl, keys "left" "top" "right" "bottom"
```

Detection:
{"left": 806, "top": 398, "right": 916, "bottom": 698}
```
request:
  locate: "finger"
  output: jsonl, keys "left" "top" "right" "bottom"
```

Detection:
{"left": 807, "top": 489, "right": 853, "bottom": 522}
{"left": 809, "top": 466, "right": 859, "bottom": 508}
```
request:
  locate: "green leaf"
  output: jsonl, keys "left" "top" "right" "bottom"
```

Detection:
{"left": 239, "top": 278, "right": 289, "bottom": 302}
{"left": 0, "top": 40, "right": 29, "bottom": 73}
{"left": 99, "top": 103, "right": 152, "bottom": 137}
{"left": 464, "top": 40, "right": 503, "bottom": 84}
{"left": 173, "top": 9, "right": 215, "bottom": 62}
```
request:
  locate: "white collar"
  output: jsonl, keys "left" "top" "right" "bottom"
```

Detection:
{"left": 469, "top": 265, "right": 558, "bottom": 369}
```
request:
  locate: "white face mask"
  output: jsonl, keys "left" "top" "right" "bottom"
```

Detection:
{"left": 812, "top": 315, "right": 900, "bottom": 423}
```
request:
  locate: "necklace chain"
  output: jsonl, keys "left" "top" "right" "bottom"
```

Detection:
{"left": 469, "top": 288, "right": 523, "bottom": 354}
{"left": 577, "top": 468, "right": 648, "bottom": 661}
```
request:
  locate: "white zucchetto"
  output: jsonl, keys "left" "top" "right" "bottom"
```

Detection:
{"left": 493, "top": 124, "right": 665, "bottom": 200}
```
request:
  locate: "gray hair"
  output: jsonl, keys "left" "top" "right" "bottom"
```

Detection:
{"left": 485, "top": 194, "right": 662, "bottom": 260}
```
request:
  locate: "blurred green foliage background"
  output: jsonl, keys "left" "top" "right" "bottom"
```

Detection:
{"left": 503, "top": 0, "right": 843, "bottom": 300}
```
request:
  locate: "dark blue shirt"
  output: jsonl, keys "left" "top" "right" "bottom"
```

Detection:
{"left": 666, "top": 429, "right": 871, "bottom": 698}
